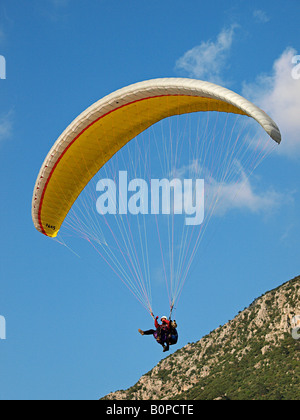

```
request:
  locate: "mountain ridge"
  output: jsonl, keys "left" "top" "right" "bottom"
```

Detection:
{"left": 102, "top": 276, "right": 300, "bottom": 400}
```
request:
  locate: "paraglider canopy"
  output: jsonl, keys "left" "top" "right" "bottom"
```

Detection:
{"left": 32, "top": 78, "right": 281, "bottom": 239}
{"left": 31, "top": 78, "right": 282, "bottom": 317}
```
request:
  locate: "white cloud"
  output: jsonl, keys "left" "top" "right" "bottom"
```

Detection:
{"left": 170, "top": 161, "right": 286, "bottom": 218}
{"left": 175, "top": 25, "right": 238, "bottom": 85}
{"left": 208, "top": 174, "right": 285, "bottom": 217}
{"left": 0, "top": 112, "right": 13, "bottom": 144}
{"left": 242, "top": 48, "right": 300, "bottom": 158}
{"left": 253, "top": 9, "right": 270, "bottom": 23}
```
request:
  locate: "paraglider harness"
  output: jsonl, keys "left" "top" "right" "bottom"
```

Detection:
{"left": 151, "top": 306, "right": 178, "bottom": 346}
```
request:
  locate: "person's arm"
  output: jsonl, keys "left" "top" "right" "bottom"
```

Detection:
{"left": 155, "top": 316, "right": 160, "bottom": 329}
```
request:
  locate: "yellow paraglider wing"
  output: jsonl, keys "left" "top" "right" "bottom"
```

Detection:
{"left": 32, "top": 78, "right": 281, "bottom": 238}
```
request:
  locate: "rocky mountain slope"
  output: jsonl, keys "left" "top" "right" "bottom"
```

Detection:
{"left": 103, "top": 276, "right": 300, "bottom": 400}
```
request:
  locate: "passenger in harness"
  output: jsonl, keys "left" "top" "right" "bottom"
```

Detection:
{"left": 138, "top": 315, "right": 178, "bottom": 353}
{"left": 168, "top": 320, "right": 178, "bottom": 346}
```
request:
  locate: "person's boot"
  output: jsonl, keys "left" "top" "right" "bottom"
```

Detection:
{"left": 163, "top": 345, "right": 170, "bottom": 352}
{"left": 138, "top": 329, "right": 144, "bottom": 336}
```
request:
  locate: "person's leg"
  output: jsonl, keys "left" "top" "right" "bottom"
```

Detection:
{"left": 139, "top": 329, "right": 156, "bottom": 336}
{"left": 163, "top": 343, "right": 170, "bottom": 352}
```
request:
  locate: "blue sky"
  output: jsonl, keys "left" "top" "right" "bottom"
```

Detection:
{"left": 0, "top": 0, "right": 299, "bottom": 400}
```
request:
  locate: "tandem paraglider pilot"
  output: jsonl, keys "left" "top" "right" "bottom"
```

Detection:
{"left": 139, "top": 314, "right": 178, "bottom": 352}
